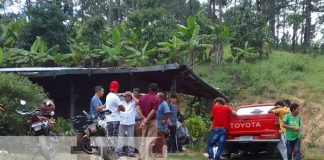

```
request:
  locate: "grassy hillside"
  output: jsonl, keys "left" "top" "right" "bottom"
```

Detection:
{"left": 195, "top": 51, "right": 324, "bottom": 101}
{"left": 194, "top": 51, "right": 324, "bottom": 154}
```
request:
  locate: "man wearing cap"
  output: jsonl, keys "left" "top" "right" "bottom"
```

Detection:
{"left": 105, "top": 81, "right": 125, "bottom": 137}
{"left": 116, "top": 91, "right": 137, "bottom": 157}
{"left": 137, "top": 83, "right": 160, "bottom": 160}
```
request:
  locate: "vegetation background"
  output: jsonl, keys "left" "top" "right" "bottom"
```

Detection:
{"left": 0, "top": 0, "right": 324, "bottom": 159}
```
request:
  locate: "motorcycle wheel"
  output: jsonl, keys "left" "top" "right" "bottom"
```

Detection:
{"left": 81, "top": 136, "right": 93, "bottom": 154}
{"left": 102, "top": 147, "right": 116, "bottom": 160}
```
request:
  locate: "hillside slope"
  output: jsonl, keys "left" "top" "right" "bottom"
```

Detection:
{"left": 195, "top": 51, "right": 324, "bottom": 150}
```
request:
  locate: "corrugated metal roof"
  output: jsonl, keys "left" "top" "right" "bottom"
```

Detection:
{"left": 0, "top": 63, "right": 226, "bottom": 100}
{"left": 0, "top": 67, "right": 76, "bottom": 72}
{"left": 0, "top": 64, "right": 181, "bottom": 77}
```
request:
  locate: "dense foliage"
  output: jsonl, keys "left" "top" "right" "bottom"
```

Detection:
{"left": 184, "top": 115, "right": 207, "bottom": 140}
{"left": 0, "top": 73, "right": 47, "bottom": 135}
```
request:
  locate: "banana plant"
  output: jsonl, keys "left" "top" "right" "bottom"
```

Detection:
{"left": 69, "top": 42, "right": 98, "bottom": 67}
{"left": 4, "top": 37, "right": 58, "bottom": 67}
{"left": 29, "top": 36, "right": 57, "bottom": 65}
{"left": 125, "top": 42, "right": 156, "bottom": 66}
{"left": 174, "top": 16, "right": 212, "bottom": 66}
{"left": 99, "top": 27, "right": 125, "bottom": 66}
{"left": 232, "top": 41, "right": 257, "bottom": 63}
{"left": 208, "top": 23, "right": 231, "bottom": 66}
{"left": 1, "top": 20, "right": 25, "bottom": 48}
{"left": 158, "top": 35, "right": 183, "bottom": 63}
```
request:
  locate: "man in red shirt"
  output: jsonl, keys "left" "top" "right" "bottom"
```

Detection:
{"left": 136, "top": 83, "right": 160, "bottom": 160}
{"left": 207, "top": 97, "right": 237, "bottom": 160}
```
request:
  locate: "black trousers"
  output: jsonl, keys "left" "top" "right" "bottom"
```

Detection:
{"left": 168, "top": 126, "right": 177, "bottom": 152}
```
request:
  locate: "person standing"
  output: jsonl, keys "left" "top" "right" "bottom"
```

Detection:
{"left": 283, "top": 103, "right": 302, "bottom": 160}
{"left": 89, "top": 86, "right": 106, "bottom": 117}
{"left": 137, "top": 83, "right": 160, "bottom": 160}
{"left": 283, "top": 99, "right": 291, "bottom": 108}
{"left": 155, "top": 92, "right": 171, "bottom": 158}
{"left": 269, "top": 101, "right": 290, "bottom": 160}
{"left": 105, "top": 81, "right": 125, "bottom": 137}
{"left": 116, "top": 91, "right": 136, "bottom": 157}
{"left": 132, "top": 88, "right": 143, "bottom": 151}
{"left": 132, "top": 88, "right": 143, "bottom": 137}
{"left": 207, "top": 97, "right": 237, "bottom": 160}
{"left": 168, "top": 94, "right": 178, "bottom": 153}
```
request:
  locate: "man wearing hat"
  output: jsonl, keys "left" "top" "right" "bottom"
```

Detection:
{"left": 116, "top": 91, "right": 137, "bottom": 157}
{"left": 105, "top": 81, "right": 125, "bottom": 137}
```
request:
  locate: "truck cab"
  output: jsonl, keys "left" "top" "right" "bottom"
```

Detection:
{"left": 224, "top": 103, "right": 280, "bottom": 156}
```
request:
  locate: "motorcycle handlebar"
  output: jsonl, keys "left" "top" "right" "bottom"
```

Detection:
{"left": 81, "top": 109, "right": 112, "bottom": 121}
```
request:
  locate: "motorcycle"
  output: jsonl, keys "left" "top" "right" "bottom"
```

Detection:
{"left": 16, "top": 99, "right": 58, "bottom": 160}
{"left": 72, "top": 110, "right": 116, "bottom": 160}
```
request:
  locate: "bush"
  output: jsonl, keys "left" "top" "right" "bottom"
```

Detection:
{"left": 52, "top": 117, "right": 74, "bottom": 136}
{"left": 0, "top": 73, "right": 46, "bottom": 135}
{"left": 184, "top": 115, "right": 207, "bottom": 140}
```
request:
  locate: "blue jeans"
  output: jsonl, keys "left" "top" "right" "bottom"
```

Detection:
{"left": 207, "top": 128, "right": 227, "bottom": 160}
{"left": 287, "top": 139, "right": 301, "bottom": 160}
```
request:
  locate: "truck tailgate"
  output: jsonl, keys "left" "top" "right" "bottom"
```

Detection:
{"left": 227, "top": 105, "right": 280, "bottom": 141}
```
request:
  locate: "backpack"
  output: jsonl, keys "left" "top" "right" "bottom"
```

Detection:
{"left": 176, "top": 121, "right": 190, "bottom": 145}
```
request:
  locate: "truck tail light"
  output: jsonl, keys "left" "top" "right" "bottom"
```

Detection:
{"left": 274, "top": 116, "right": 280, "bottom": 130}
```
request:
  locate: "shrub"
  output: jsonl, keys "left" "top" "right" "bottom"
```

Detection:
{"left": 0, "top": 73, "right": 46, "bottom": 135}
{"left": 184, "top": 115, "right": 207, "bottom": 140}
{"left": 52, "top": 117, "right": 74, "bottom": 136}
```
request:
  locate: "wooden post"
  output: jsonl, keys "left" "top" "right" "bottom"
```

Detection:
{"left": 69, "top": 80, "right": 75, "bottom": 125}
{"left": 170, "top": 76, "right": 177, "bottom": 95}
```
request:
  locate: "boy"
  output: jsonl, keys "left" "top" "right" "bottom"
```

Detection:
{"left": 269, "top": 101, "right": 290, "bottom": 160}
{"left": 283, "top": 103, "right": 302, "bottom": 160}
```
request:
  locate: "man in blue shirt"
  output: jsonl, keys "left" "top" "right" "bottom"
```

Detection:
{"left": 156, "top": 92, "right": 171, "bottom": 158}
{"left": 168, "top": 94, "right": 178, "bottom": 153}
{"left": 89, "top": 86, "right": 106, "bottom": 117}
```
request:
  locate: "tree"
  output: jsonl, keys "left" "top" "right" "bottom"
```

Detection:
{"left": 77, "top": 16, "right": 106, "bottom": 49}
{"left": 125, "top": 8, "right": 177, "bottom": 50}
{"left": 303, "top": 0, "right": 312, "bottom": 53}
{"left": 224, "top": 2, "right": 272, "bottom": 58}
{"left": 288, "top": 14, "right": 303, "bottom": 52}
{"left": 0, "top": 73, "right": 46, "bottom": 135}
{"left": 18, "top": 0, "right": 69, "bottom": 53}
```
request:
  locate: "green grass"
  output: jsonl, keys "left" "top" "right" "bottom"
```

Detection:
{"left": 194, "top": 50, "right": 324, "bottom": 102}
{"left": 168, "top": 153, "right": 205, "bottom": 160}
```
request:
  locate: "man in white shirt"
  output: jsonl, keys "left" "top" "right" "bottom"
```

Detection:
{"left": 116, "top": 91, "right": 137, "bottom": 157}
{"left": 105, "top": 81, "right": 125, "bottom": 137}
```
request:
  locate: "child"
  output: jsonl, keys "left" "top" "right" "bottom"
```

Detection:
{"left": 283, "top": 103, "right": 302, "bottom": 160}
